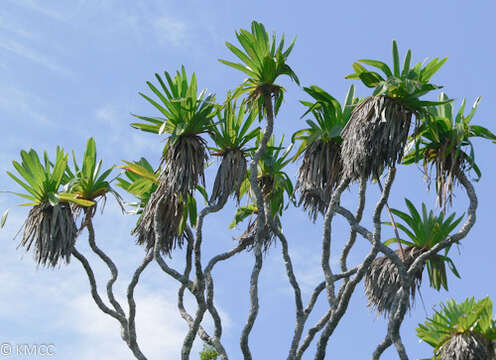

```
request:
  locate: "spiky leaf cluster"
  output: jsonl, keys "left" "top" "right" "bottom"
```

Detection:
{"left": 345, "top": 40, "right": 448, "bottom": 113}
{"left": 64, "top": 138, "right": 121, "bottom": 217}
{"left": 5, "top": 147, "right": 94, "bottom": 267}
{"left": 117, "top": 157, "right": 200, "bottom": 255}
{"left": 219, "top": 20, "right": 299, "bottom": 117}
{"left": 293, "top": 85, "right": 358, "bottom": 220}
{"left": 384, "top": 198, "right": 463, "bottom": 291}
{"left": 403, "top": 93, "right": 496, "bottom": 209}
{"left": 417, "top": 297, "right": 496, "bottom": 359}
{"left": 341, "top": 40, "right": 450, "bottom": 181}
{"left": 130, "top": 67, "right": 214, "bottom": 254}
{"left": 231, "top": 135, "right": 294, "bottom": 250}
{"left": 209, "top": 98, "right": 259, "bottom": 204}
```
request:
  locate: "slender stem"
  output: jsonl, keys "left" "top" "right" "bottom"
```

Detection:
{"left": 295, "top": 309, "right": 331, "bottom": 360}
{"left": 177, "top": 236, "right": 224, "bottom": 355}
{"left": 72, "top": 248, "right": 126, "bottom": 324}
{"left": 314, "top": 168, "right": 397, "bottom": 360}
{"left": 321, "top": 177, "right": 350, "bottom": 307}
{"left": 376, "top": 178, "right": 405, "bottom": 261}
{"left": 126, "top": 254, "right": 153, "bottom": 360}
{"left": 193, "top": 194, "right": 228, "bottom": 293}
{"left": 85, "top": 214, "right": 126, "bottom": 317}
{"left": 240, "top": 92, "right": 274, "bottom": 360}
{"left": 72, "top": 248, "right": 149, "bottom": 360}
{"left": 340, "top": 177, "right": 367, "bottom": 273}
{"left": 372, "top": 336, "right": 392, "bottom": 359}
{"left": 267, "top": 217, "right": 303, "bottom": 360}
{"left": 204, "top": 241, "right": 247, "bottom": 347}
{"left": 153, "top": 210, "right": 193, "bottom": 289}
{"left": 180, "top": 195, "right": 230, "bottom": 359}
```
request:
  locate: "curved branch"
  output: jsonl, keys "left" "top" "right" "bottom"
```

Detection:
{"left": 314, "top": 168, "right": 397, "bottom": 360}
{"left": 267, "top": 218, "right": 303, "bottom": 360}
{"left": 295, "top": 309, "right": 331, "bottom": 360}
{"left": 374, "top": 169, "right": 478, "bottom": 359}
{"left": 371, "top": 336, "right": 392, "bottom": 359}
{"left": 408, "top": 170, "right": 477, "bottom": 277}
{"left": 193, "top": 194, "right": 229, "bottom": 293}
{"left": 321, "top": 177, "right": 351, "bottom": 307}
{"left": 85, "top": 216, "right": 126, "bottom": 317}
{"left": 177, "top": 237, "right": 228, "bottom": 359}
{"left": 340, "top": 177, "right": 367, "bottom": 273}
{"left": 204, "top": 241, "right": 247, "bottom": 343}
{"left": 127, "top": 253, "right": 153, "bottom": 360}
{"left": 153, "top": 210, "right": 193, "bottom": 289}
{"left": 72, "top": 248, "right": 126, "bottom": 324}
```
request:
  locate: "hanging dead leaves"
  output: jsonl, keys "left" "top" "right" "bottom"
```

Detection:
{"left": 341, "top": 96, "right": 412, "bottom": 182}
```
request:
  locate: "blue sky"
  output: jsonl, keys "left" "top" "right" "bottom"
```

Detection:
{"left": 1, "top": 0, "right": 496, "bottom": 359}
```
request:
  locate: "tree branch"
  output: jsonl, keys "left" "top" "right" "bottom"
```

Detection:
{"left": 85, "top": 215, "right": 126, "bottom": 317}
{"left": 240, "top": 92, "right": 274, "bottom": 360}
{"left": 321, "top": 177, "right": 351, "bottom": 307}
{"left": 340, "top": 176, "right": 367, "bottom": 273}
{"left": 314, "top": 168, "right": 397, "bottom": 360}
{"left": 126, "top": 253, "right": 153, "bottom": 360}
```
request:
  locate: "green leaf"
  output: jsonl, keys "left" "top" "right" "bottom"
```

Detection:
{"left": 58, "top": 193, "right": 95, "bottom": 207}
{"left": 401, "top": 49, "right": 412, "bottom": 77}
{"left": 218, "top": 59, "right": 258, "bottom": 78}
{"left": 358, "top": 72, "right": 384, "bottom": 88}
{"left": 82, "top": 138, "right": 97, "bottom": 180}
{"left": 48, "top": 192, "right": 60, "bottom": 206}
{"left": 392, "top": 40, "right": 400, "bottom": 77}
{"left": 383, "top": 237, "right": 415, "bottom": 247}
{"left": 196, "top": 185, "right": 209, "bottom": 205}
{"left": 0, "top": 210, "right": 8, "bottom": 228}
{"left": 358, "top": 59, "right": 393, "bottom": 78}
{"left": 188, "top": 195, "right": 197, "bottom": 226}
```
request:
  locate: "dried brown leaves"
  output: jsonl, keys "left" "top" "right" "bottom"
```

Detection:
{"left": 341, "top": 96, "right": 412, "bottom": 181}
{"left": 17, "top": 201, "right": 77, "bottom": 267}
{"left": 364, "top": 246, "right": 425, "bottom": 315}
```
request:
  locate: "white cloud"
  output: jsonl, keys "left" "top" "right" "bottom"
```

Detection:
{"left": 0, "top": 13, "right": 37, "bottom": 40}
{"left": 0, "top": 87, "right": 54, "bottom": 127}
{"left": 154, "top": 17, "right": 188, "bottom": 47}
{"left": 94, "top": 104, "right": 159, "bottom": 158}
{"left": 64, "top": 291, "right": 189, "bottom": 359}
{"left": 0, "top": 38, "right": 71, "bottom": 76}
{"left": 0, "top": 245, "right": 209, "bottom": 360}
{"left": 6, "top": 0, "right": 68, "bottom": 23}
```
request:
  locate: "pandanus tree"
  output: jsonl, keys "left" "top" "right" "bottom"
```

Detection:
{"left": 231, "top": 135, "right": 294, "bottom": 251}
{"left": 342, "top": 40, "right": 448, "bottom": 181}
{"left": 403, "top": 92, "right": 496, "bottom": 209}
{"left": 365, "top": 199, "right": 463, "bottom": 315}
{"left": 116, "top": 157, "right": 201, "bottom": 253}
{"left": 220, "top": 20, "right": 299, "bottom": 360}
{"left": 6, "top": 147, "right": 93, "bottom": 267}
{"left": 219, "top": 21, "right": 299, "bottom": 119}
{"left": 4, "top": 22, "right": 496, "bottom": 360}
{"left": 292, "top": 85, "right": 358, "bottom": 221}
{"left": 208, "top": 97, "right": 259, "bottom": 206}
{"left": 131, "top": 66, "right": 216, "bottom": 255}
{"left": 417, "top": 297, "right": 496, "bottom": 359}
